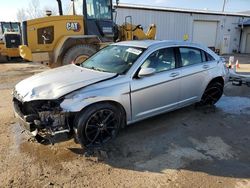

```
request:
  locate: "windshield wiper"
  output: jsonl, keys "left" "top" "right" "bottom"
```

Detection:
{"left": 82, "top": 65, "right": 116, "bottom": 74}
{"left": 84, "top": 66, "right": 107, "bottom": 72}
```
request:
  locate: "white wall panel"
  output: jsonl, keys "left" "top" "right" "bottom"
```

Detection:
{"left": 116, "top": 6, "right": 245, "bottom": 54}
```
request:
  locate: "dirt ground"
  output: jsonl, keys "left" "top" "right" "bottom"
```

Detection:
{"left": 0, "top": 55, "right": 250, "bottom": 188}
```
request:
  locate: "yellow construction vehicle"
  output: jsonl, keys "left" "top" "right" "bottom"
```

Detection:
{"left": 19, "top": 0, "right": 156, "bottom": 67}
{"left": 0, "top": 22, "right": 21, "bottom": 61}
{"left": 118, "top": 16, "right": 156, "bottom": 41}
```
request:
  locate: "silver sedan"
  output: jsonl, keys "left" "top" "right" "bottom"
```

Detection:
{"left": 13, "top": 40, "right": 229, "bottom": 147}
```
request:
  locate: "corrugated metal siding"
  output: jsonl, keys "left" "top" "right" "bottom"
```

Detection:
{"left": 116, "top": 8, "right": 191, "bottom": 40}
{"left": 116, "top": 7, "right": 243, "bottom": 54}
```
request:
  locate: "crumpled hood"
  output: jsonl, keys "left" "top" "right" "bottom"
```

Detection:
{"left": 14, "top": 65, "right": 116, "bottom": 102}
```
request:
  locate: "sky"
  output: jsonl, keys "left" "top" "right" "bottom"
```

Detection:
{"left": 0, "top": 0, "right": 250, "bottom": 22}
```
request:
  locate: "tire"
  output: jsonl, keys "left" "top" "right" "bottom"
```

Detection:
{"left": 0, "top": 55, "right": 8, "bottom": 63}
{"left": 74, "top": 103, "right": 122, "bottom": 148}
{"left": 62, "top": 45, "right": 96, "bottom": 66}
{"left": 199, "top": 82, "right": 223, "bottom": 105}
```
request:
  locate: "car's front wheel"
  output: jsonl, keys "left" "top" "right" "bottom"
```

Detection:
{"left": 199, "top": 81, "right": 223, "bottom": 105}
{"left": 75, "top": 103, "right": 122, "bottom": 147}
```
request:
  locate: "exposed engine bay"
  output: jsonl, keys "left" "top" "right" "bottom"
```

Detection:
{"left": 13, "top": 96, "right": 73, "bottom": 142}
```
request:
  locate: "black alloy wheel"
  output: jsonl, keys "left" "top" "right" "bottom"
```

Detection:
{"left": 200, "top": 82, "right": 223, "bottom": 105}
{"left": 75, "top": 103, "right": 122, "bottom": 147}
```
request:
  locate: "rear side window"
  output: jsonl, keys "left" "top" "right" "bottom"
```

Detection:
{"left": 206, "top": 52, "right": 215, "bottom": 61}
{"left": 179, "top": 47, "right": 202, "bottom": 67}
{"left": 141, "top": 47, "right": 176, "bottom": 73}
{"left": 201, "top": 50, "right": 215, "bottom": 62}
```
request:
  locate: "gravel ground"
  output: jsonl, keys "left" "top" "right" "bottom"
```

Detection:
{"left": 0, "top": 56, "right": 250, "bottom": 188}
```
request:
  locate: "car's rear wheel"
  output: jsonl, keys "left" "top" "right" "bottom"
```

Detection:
{"left": 75, "top": 103, "right": 122, "bottom": 147}
{"left": 200, "top": 82, "right": 223, "bottom": 105}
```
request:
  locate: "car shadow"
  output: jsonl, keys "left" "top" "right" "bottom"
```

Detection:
{"left": 69, "top": 98, "right": 250, "bottom": 179}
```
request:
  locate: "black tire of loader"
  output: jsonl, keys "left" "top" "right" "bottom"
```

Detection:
{"left": 62, "top": 45, "right": 96, "bottom": 66}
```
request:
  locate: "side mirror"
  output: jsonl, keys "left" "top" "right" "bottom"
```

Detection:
{"left": 138, "top": 68, "right": 156, "bottom": 77}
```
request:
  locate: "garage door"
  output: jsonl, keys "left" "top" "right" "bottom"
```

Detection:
{"left": 246, "top": 33, "right": 250, "bottom": 53}
{"left": 193, "top": 21, "right": 218, "bottom": 47}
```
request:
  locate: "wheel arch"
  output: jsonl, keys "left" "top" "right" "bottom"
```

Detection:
{"left": 201, "top": 76, "right": 224, "bottom": 98}
{"left": 75, "top": 100, "right": 127, "bottom": 128}
{"left": 207, "top": 76, "right": 224, "bottom": 87}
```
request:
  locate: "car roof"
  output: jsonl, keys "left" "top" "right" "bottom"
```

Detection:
{"left": 113, "top": 40, "right": 207, "bottom": 49}
{"left": 112, "top": 40, "right": 219, "bottom": 59}
{"left": 113, "top": 40, "right": 159, "bottom": 48}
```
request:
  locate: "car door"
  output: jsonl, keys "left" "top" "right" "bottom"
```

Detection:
{"left": 130, "top": 47, "right": 181, "bottom": 121}
{"left": 178, "top": 47, "right": 215, "bottom": 106}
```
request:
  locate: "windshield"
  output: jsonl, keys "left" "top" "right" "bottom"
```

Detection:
{"left": 81, "top": 45, "right": 145, "bottom": 74}
{"left": 11, "top": 23, "right": 20, "bottom": 32}
{"left": 1, "top": 23, "right": 20, "bottom": 33}
{"left": 86, "top": 0, "right": 112, "bottom": 19}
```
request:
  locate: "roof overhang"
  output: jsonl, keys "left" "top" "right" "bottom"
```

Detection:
{"left": 116, "top": 3, "right": 250, "bottom": 17}
{"left": 238, "top": 19, "right": 250, "bottom": 27}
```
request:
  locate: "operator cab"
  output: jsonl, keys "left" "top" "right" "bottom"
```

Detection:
{"left": 0, "top": 22, "right": 21, "bottom": 48}
{"left": 61, "top": 0, "right": 116, "bottom": 42}
{"left": 82, "top": 0, "right": 116, "bottom": 42}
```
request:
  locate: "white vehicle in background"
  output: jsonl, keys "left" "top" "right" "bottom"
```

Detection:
{"left": 229, "top": 67, "right": 250, "bottom": 86}
{"left": 13, "top": 40, "right": 229, "bottom": 148}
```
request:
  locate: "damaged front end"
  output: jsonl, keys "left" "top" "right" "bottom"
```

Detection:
{"left": 13, "top": 93, "right": 73, "bottom": 142}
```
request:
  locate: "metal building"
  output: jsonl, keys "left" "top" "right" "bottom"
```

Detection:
{"left": 115, "top": 4, "right": 250, "bottom": 54}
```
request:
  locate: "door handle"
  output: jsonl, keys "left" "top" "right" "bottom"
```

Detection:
{"left": 202, "top": 64, "right": 209, "bottom": 69}
{"left": 170, "top": 72, "right": 180, "bottom": 77}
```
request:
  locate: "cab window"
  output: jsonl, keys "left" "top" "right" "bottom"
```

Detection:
{"left": 74, "top": 0, "right": 84, "bottom": 15}
{"left": 141, "top": 48, "right": 176, "bottom": 73}
{"left": 86, "top": 0, "right": 112, "bottom": 19}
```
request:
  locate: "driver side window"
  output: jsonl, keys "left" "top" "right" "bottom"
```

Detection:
{"left": 141, "top": 48, "right": 176, "bottom": 73}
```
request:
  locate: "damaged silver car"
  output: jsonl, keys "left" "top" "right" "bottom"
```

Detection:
{"left": 13, "top": 40, "right": 229, "bottom": 147}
